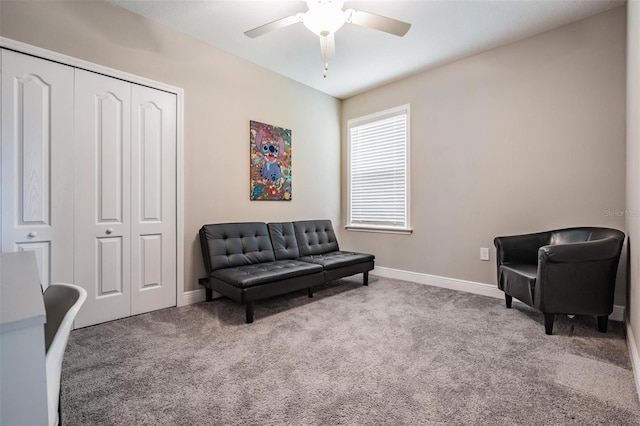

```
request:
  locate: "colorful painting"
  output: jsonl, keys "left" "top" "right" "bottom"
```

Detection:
{"left": 250, "top": 120, "right": 292, "bottom": 201}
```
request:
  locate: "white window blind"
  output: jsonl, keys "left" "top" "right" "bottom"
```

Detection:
{"left": 348, "top": 106, "right": 409, "bottom": 231}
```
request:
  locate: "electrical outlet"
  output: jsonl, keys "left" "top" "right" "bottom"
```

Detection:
{"left": 480, "top": 247, "right": 490, "bottom": 261}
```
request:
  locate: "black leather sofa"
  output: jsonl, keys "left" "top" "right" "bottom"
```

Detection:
{"left": 494, "top": 227, "right": 625, "bottom": 335}
{"left": 199, "top": 220, "right": 375, "bottom": 323}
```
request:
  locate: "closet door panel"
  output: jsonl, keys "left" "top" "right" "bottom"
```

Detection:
{"left": 74, "top": 69, "right": 131, "bottom": 328}
{"left": 1, "top": 49, "right": 74, "bottom": 288}
{"left": 130, "top": 85, "right": 177, "bottom": 315}
{"left": 3, "top": 48, "right": 179, "bottom": 327}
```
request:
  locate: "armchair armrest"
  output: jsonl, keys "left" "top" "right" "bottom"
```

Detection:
{"left": 534, "top": 237, "right": 623, "bottom": 314}
{"left": 538, "top": 237, "right": 623, "bottom": 263}
{"left": 494, "top": 232, "right": 551, "bottom": 265}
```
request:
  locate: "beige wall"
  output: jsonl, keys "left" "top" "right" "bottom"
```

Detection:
{"left": 627, "top": 0, "right": 640, "bottom": 365}
{"left": 0, "top": 2, "right": 630, "bottom": 308}
{"left": 0, "top": 0, "right": 341, "bottom": 293}
{"left": 341, "top": 8, "right": 628, "bottom": 303}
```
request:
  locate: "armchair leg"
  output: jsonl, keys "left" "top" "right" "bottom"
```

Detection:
{"left": 308, "top": 287, "right": 314, "bottom": 298}
{"left": 205, "top": 288, "right": 213, "bottom": 302}
{"left": 363, "top": 271, "right": 369, "bottom": 286}
{"left": 245, "top": 301, "right": 254, "bottom": 324}
{"left": 505, "top": 294, "right": 512, "bottom": 309}
{"left": 544, "top": 314, "right": 554, "bottom": 335}
{"left": 597, "top": 315, "right": 608, "bottom": 333}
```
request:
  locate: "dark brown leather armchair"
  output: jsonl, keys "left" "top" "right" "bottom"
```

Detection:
{"left": 494, "top": 227, "right": 625, "bottom": 335}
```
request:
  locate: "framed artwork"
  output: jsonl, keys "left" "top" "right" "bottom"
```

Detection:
{"left": 250, "top": 120, "right": 292, "bottom": 201}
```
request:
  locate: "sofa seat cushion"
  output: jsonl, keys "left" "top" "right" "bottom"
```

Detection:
{"left": 498, "top": 264, "right": 537, "bottom": 306}
{"left": 299, "top": 251, "right": 375, "bottom": 271}
{"left": 210, "top": 260, "right": 323, "bottom": 288}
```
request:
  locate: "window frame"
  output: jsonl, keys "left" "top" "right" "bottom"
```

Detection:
{"left": 346, "top": 104, "right": 412, "bottom": 234}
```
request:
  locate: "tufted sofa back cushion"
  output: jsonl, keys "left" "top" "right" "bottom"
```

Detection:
{"left": 268, "top": 222, "right": 300, "bottom": 260}
{"left": 199, "top": 222, "right": 275, "bottom": 272}
{"left": 293, "top": 220, "right": 339, "bottom": 256}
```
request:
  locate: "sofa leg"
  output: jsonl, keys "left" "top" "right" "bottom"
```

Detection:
{"left": 505, "top": 294, "right": 512, "bottom": 309}
{"left": 245, "top": 301, "right": 254, "bottom": 324}
{"left": 205, "top": 288, "right": 212, "bottom": 302}
{"left": 544, "top": 314, "right": 554, "bottom": 335}
{"left": 363, "top": 271, "right": 369, "bottom": 286}
{"left": 597, "top": 315, "right": 608, "bottom": 333}
{"left": 308, "top": 287, "right": 314, "bottom": 298}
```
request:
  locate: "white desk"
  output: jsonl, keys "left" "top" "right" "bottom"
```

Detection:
{"left": 0, "top": 251, "right": 49, "bottom": 425}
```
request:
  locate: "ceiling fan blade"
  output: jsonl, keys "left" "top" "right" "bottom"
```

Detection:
{"left": 345, "top": 9, "right": 411, "bottom": 37}
{"left": 244, "top": 14, "right": 302, "bottom": 38}
{"left": 319, "top": 33, "right": 335, "bottom": 62}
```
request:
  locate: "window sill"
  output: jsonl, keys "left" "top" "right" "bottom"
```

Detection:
{"left": 345, "top": 225, "right": 413, "bottom": 235}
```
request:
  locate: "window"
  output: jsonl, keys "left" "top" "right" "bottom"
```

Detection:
{"left": 347, "top": 105, "right": 410, "bottom": 233}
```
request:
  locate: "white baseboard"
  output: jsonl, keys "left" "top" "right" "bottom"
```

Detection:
{"left": 371, "top": 266, "right": 504, "bottom": 299}
{"left": 181, "top": 288, "right": 224, "bottom": 305}
{"left": 626, "top": 317, "right": 640, "bottom": 402}
{"left": 611, "top": 305, "right": 625, "bottom": 322}
{"left": 181, "top": 267, "right": 625, "bottom": 322}
{"left": 183, "top": 289, "right": 206, "bottom": 304}
{"left": 371, "top": 266, "right": 625, "bottom": 322}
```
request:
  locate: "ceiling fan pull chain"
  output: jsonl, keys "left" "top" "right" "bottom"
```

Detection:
{"left": 320, "top": 31, "right": 334, "bottom": 78}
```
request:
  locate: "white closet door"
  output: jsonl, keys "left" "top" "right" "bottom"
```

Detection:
{"left": 1, "top": 49, "right": 74, "bottom": 289}
{"left": 130, "top": 85, "right": 177, "bottom": 315}
{"left": 74, "top": 69, "right": 131, "bottom": 327}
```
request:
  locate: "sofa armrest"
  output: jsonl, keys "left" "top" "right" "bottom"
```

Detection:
{"left": 494, "top": 232, "right": 550, "bottom": 265}
{"left": 538, "top": 237, "right": 623, "bottom": 264}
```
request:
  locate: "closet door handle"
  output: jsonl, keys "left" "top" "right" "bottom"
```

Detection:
{"left": 28, "top": 231, "right": 37, "bottom": 238}
{"left": 105, "top": 228, "right": 114, "bottom": 235}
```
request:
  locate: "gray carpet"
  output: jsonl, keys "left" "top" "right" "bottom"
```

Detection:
{"left": 62, "top": 276, "right": 640, "bottom": 425}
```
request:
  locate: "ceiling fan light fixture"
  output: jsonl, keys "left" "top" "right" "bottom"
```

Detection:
{"left": 244, "top": 0, "right": 411, "bottom": 78}
{"left": 302, "top": 2, "right": 346, "bottom": 36}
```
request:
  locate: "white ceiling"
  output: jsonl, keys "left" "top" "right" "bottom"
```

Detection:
{"left": 109, "top": 0, "right": 624, "bottom": 99}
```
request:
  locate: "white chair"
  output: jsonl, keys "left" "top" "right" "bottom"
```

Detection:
{"left": 43, "top": 283, "right": 87, "bottom": 426}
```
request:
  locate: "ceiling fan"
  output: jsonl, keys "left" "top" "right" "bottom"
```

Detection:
{"left": 244, "top": 0, "right": 411, "bottom": 78}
